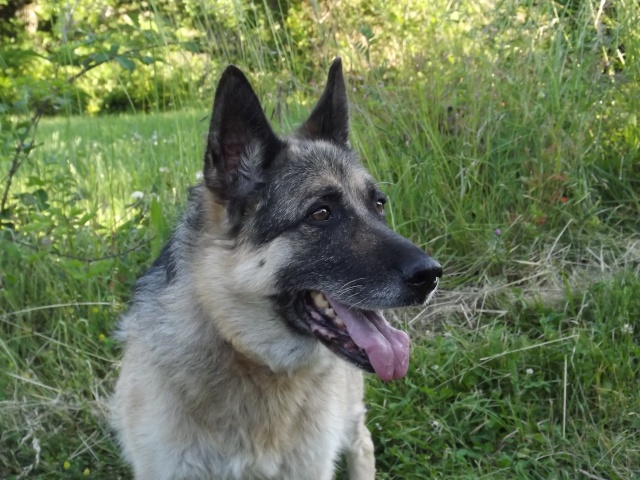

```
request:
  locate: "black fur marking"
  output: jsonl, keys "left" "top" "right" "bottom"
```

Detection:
{"left": 273, "top": 210, "right": 437, "bottom": 310}
{"left": 298, "top": 58, "right": 350, "bottom": 147}
{"left": 203, "top": 65, "right": 283, "bottom": 205}
{"left": 185, "top": 193, "right": 205, "bottom": 234}
{"left": 246, "top": 144, "right": 362, "bottom": 246}
{"left": 150, "top": 241, "right": 177, "bottom": 283}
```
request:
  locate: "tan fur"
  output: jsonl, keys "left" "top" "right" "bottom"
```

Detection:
{"left": 108, "top": 59, "right": 435, "bottom": 480}
{"left": 113, "top": 341, "right": 373, "bottom": 479}
{"left": 111, "top": 188, "right": 376, "bottom": 480}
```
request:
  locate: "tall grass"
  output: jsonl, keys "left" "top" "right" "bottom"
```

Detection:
{"left": 1, "top": 1, "right": 639, "bottom": 478}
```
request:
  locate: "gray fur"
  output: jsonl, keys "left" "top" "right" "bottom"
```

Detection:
{"left": 112, "top": 58, "right": 441, "bottom": 479}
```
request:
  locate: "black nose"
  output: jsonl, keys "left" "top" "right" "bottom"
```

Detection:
{"left": 402, "top": 256, "right": 442, "bottom": 293}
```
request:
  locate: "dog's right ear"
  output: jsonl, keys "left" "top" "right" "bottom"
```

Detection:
{"left": 203, "top": 66, "right": 281, "bottom": 203}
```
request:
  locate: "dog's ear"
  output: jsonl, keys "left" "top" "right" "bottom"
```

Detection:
{"left": 204, "top": 65, "right": 281, "bottom": 203}
{"left": 298, "top": 57, "right": 350, "bottom": 147}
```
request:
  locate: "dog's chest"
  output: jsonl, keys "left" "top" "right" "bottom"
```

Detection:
{"left": 195, "top": 367, "right": 358, "bottom": 479}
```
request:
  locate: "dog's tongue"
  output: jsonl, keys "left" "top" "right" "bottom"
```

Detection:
{"left": 326, "top": 296, "right": 410, "bottom": 381}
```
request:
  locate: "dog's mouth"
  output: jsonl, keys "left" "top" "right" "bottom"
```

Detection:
{"left": 300, "top": 291, "right": 410, "bottom": 381}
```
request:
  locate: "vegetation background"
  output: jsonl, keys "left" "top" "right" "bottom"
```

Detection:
{"left": 1, "top": 0, "right": 639, "bottom": 478}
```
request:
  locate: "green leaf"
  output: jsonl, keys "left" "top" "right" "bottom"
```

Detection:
{"left": 26, "top": 176, "right": 45, "bottom": 187}
{"left": 149, "top": 196, "right": 165, "bottom": 233}
{"left": 182, "top": 40, "right": 204, "bottom": 53}
{"left": 358, "top": 24, "right": 375, "bottom": 41}
{"left": 115, "top": 55, "right": 136, "bottom": 72}
{"left": 149, "top": 196, "right": 165, "bottom": 257}
{"left": 0, "top": 47, "right": 47, "bottom": 62}
{"left": 139, "top": 55, "right": 157, "bottom": 65}
{"left": 87, "top": 51, "right": 111, "bottom": 66}
{"left": 128, "top": 12, "right": 141, "bottom": 28}
{"left": 15, "top": 189, "right": 49, "bottom": 211}
{"left": 142, "top": 30, "right": 162, "bottom": 43}
{"left": 77, "top": 211, "right": 97, "bottom": 226}
{"left": 32, "top": 189, "right": 49, "bottom": 210}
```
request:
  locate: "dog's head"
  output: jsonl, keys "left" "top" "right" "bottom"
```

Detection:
{"left": 194, "top": 59, "right": 441, "bottom": 380}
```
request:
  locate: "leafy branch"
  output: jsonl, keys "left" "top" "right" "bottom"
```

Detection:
{"left": 0, "top": 39, "right": 195, "bottom": 216}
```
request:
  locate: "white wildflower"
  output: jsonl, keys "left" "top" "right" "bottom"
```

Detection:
{"left": 195, "top": 171, "right": 204, "bottom": 180}
{"left": 431, "top": 420, "right": 442, "bottom": 433}
{"left": 526, "top": 368, "right": 534, "bottom": 375}
{"left": 472, "top": 387, "right": 484, "bottom": 397}
{"left": 431, "top": 365, "right": 439, "bottom": 371}
{"left": 130, "top": 191, "right": 144, "bottom": 200}
{"left": 159, "top": 167, "right": 169, "bottom": 173}
{"left": 621, "top": 324, "right": 634, "bottom": 334}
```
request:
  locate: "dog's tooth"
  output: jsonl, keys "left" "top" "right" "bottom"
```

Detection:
{"left": 334, "top": 316, "right": 345, "bottom": 328}
{"left": 324, "top": 308, "right": 336, "bottom": 318}
{"left": 313, "top": 293, "right": 329, "bottom": 308}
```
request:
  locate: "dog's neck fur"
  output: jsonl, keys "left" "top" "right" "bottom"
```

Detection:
{"left": 122, "top": 187, "right": 329, "bottom": 378}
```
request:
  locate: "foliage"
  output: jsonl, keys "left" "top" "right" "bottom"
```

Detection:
{"left": 1, "top": 0, "right": 639, "bottom": 478}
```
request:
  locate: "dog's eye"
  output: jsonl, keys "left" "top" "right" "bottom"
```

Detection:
{"left": 310, "top": 207, "right": 331, "bottom": 222}
{"left": 375, "top": 200, "right": 385, "bottom": 215}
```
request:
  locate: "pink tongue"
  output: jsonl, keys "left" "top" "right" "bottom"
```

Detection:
{"left": 326, "top": 296, "right": 410, "bottom": 381}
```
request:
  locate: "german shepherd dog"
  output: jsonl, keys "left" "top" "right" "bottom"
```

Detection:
{"left": 111, "top": 58, "right": 442, "bottom": 480}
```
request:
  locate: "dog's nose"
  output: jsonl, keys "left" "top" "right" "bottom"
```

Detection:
{"left": 402, "top": 256, "right": 442, "bottom": 293}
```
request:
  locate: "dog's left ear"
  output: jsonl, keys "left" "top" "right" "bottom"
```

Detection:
{"left": 204, "top": 65, "right": 281, "bottom": 203}
{"left": 298, "top": 57, "right": 350, "bottom": 147}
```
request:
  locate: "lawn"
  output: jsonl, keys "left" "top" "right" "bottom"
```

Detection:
{"left": 1, "top": 0, "right": 639, "bottom": 479}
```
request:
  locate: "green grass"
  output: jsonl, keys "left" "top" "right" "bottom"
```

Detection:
{"left": 2, "top": 0, "right": 640, "bottom": 478}
{"left": 366, "top": 273, "right": 640, "bottom": 479}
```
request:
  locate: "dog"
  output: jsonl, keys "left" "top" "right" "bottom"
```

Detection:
{"left": 111, "top": 58, "right": 442, "bottom": 480}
